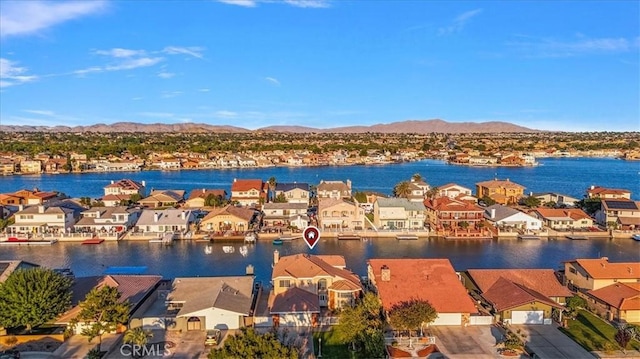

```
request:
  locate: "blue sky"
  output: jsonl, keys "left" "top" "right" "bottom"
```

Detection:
{"left": 0, "top": 0, "right": 638, "bottom": 131}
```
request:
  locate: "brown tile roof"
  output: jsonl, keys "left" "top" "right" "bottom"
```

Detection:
{"left": 329, "top": 279, "right": 361, "bottom": 291}
{"left": 476, "top": 179, "right": 525, "bottom": 189}
{"left": 424, "top": 196, "right": 483, "bottom": 212}
{"left": 368, "top": 258, "right": 477, "bottom": 314}
{"left": 317, "top": 180, "right": 350, "bottom": 192}
{"left": 570, "top": 258, "right": 640, "bottom": 280}
{"left": 231, "top": 179, "right": 263, "bottom": 192}
{"left": 270, "top": 287, "right": 320, "bottom": 314}
{"left": 533, "top": 208, "right": 591, "bottom": 221}
{"left": 102, "top": 194, "right": 133, "bottom": 202}
{"left": 466, "top": 269, "right": 572, "bottom": 298}
{"left": 318, "top": 198, "right": 356, "bottom": 212}
{"left": 201, "top": 205, "right": 256, "bottom": 222}
{"left": 588, "top": 283, "right": 640, "bottom": 311}
{"left": 386, "top": 346, "right": 412, "bottom": 358}
{"left": 168, "top": 276, "right": 254, "bottom": 316}
{"left": 482, "top": 277, "right": 563, "bottom": 311}
{"left": 104, "top": 179, "right": 144, "bottom": 190}
{"left": 187, "top": 189, "right": 227, "bottom": 200}
{"left": 272, "top": 254, "right": 361, "bottom": 289}
{"left": 587, "top": 186, "right": 631, "bottom": 196}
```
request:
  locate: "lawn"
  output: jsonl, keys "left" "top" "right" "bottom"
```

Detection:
{"left": 560, "top": 309, "right": 640, "bottom": 352}
{"left": 313, "top": 330, "right": 361, "bottom": 359}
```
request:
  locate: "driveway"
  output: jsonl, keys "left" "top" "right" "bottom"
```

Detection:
{"left": 513, "top": 325, "right": 594, "bottom": 359}
{"left": 430, "top": 325, "right": 502, "bottom": 359}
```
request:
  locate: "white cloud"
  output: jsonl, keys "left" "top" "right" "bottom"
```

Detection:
{"left": 94, "top": 48, "right": 146, "bottom": 58}
{"left": 158, "top": 71, "right": 176, "bottom": 79}
{"left": 265, "top": 76, "right": 280, "bottom": 86}
{"left": 217, "top": 0, "right": 257, "bottom": 7}
{"left": 509, "top": 35, "right": 639, "bottom": 58}
{"left": 105, "top": 57, "right": 163, "bottom": 71}
{"left": 162, "top": 46, "right": 205, "bottom": 59}
{"left": 198, "top": 88, "right": 211, "bottom": 92}
{"left": 216, "top": 0, "right": 330, "bottom": 8}
{"left": 283, "top": 0, "right": 329, "bottom": 8}
{"left": 0, "top": 58, "right": 38, "bottom": 87}
{"left": 438, "top": 8, "right": 482, "bottom": 36}
{"left": 23, "top": 109, "right": 55, "bottom": 116}
{"left": 0, "top": 0, "right": 107, "bottom": 38}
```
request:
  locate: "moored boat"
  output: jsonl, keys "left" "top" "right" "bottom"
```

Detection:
{"left": 632, "top": 234, "right": 640, "bottom": 241}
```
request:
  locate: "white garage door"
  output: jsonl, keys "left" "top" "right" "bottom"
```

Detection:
{"left": 280, "top": 313, "right": 312, "bottom": 327}
{"left": 432, "top": 313, "right": 462, "bottom": 326}
{"left": 511, "top": 311, "right": 543, "bottom": 324}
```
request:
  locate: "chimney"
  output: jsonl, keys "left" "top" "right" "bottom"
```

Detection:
{"left": 142, "top": 181, "right": 146, "bottom": 187}
{"left": 96, "top": 210, "right": 101, "bottom": 219}
{"left": 273, "top": 250, "right": 280, "bottom": 265}
{"left": 246, "top": 265, "right": 254, "bottom": 275}
{"left": 38, "top": 205, "right": 45, "bottom": 214}
{"left": 154, "top": 212, "right": 160, "bottom": 222}
{"left": 530, "top": 192, "right": 533, "bottom": 196}
{"left": 202, "top": 188, "right": 206, "bottom": 193}
{"left": 18, "top": 204, "right": 24, "bottom": 211}
{"left": 628, "top": 267, "right": 633, "bottom": 274}
{"left": 490, "top": 208, "right": 496, "bottom": 219}
{"left": 590, "top": 185, "right": 595, "bottom": 190}
{"left": 346, "top": 179, "right": 352, "bottom": 189}
{"left": 381, "top": 265, "right": 391, "bottom": 282}
{"left": 111, "top": 180, "right": 114, "bottom": 184}
{"left": 234, "top": 178, "right": 237, "bottom": 182}
{"left": 181, "top": 211, "right": 186, "bottom": 220}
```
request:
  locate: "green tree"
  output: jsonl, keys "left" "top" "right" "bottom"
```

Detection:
{"left": 62, "top": 153, "right": 73, "bottom": 172}
{"left": 544, "top": 201, "right": 557, "bottom": 208}
{"left": 565, "top": 296, "right": 586, "bottom": 319}
{"left": 481, "top": 195, "right": 496, "bottom": 206}
{"left": 393, "top": 181, "right": 412, "bottom": 199}
{"left": 388, "top": 299, "right": 437, "bottom": 337}
{"left": 273, "top": 193, "right": 287, "bottom": 203}
{"left": 353, "top": 191, "right": 368, "bottom": 203}
{"left": 425, "top": 186, "right": 439, "bottom": 199}
{"left": 208, "top": 327, "right": 297, "bottom": 359}
{"left": 335, "top": 305, "right": 367, "bottom": 351}
{"left": 0, "top": 268, "right": 72, "bottom": 332}
{"left": 75, "top": 286, "right": 131, "bottom": 352}
{"left": 124, "top": 327, "right": 153, "bottom": 359}
{"left": 521, "top": 196, "right": 541, "bottom": 208}
{"left": 129, "top": 193, "right": 142, "bottom": 204}
{"left": 459, "top": 221, "right": 469, "bottom": 229}
{"left": 411, "top": 173, "right": 423, "bottom": 182}
{"left": 334, "top": 292, "right": 385, "bottom": 357}
{"left": 576, "top": 198, "right": 602, "bottom": 216}
{"left": 267, "top": 176, "right": 277, "bottom": 202}
{"left": 615, "top": 327, "right": 633, "bottom": 353}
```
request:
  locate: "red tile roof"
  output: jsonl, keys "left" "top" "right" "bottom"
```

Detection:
{"left": 424, "top": 196, "right": 483, "bottom": 212}
{"left": 270, "top": 287, "right": 320, "bottom": 314}
{"left": 476, "top": 179, "right": 525, "bottom": 189}
{"left": 202, "top": 205, "right": 256, "bottom": 222}
{"left": 533, "top": 208, "right": 591, "bottom": 221}
{"left": 104, "top": 179, "right": 144, "bottom": 190}
{"left": 588, "top": 283, "right": 640, "bottom": 311}
{"left": 368, "top": 258, "right": 478, "bottom": 314}
{"left": 481, "top": 277, "right": 563, "bottom": 311}
{"left": 587, "top": 186, "right": 631, "bottom": 196}
{"left": 569, "top": 258, "right": 640, "bottom": 280}
{"left": 231, "top": 179, "right": 263, "bottom": 192}
{"left": 272, "top": 254, "right": 361, "bottom": 289}
{"left": 187, "top": 189, "right": 227, "bottom": 200}
{"left": 466, "top": 269, "right": 572, "bottom": 298}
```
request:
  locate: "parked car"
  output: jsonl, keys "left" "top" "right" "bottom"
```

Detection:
{"left": 0, "top": 350, "right": 20, "bottom": 359}
{"left": 204, "top": 329, "right": 222, "bottom": 347}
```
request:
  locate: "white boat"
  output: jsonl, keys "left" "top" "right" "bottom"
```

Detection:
{"left": 244, "top": 232, "right": 257, "bottom": 243}
{"left": 222, "top": 245, "right": 235, "bottom": 254}
{"left": 204, "top": 245, "right": 213, "bottom": 254}
{"left": 239, "top": 245, "right": 248, "bottom": 257}
{"left": 632, "top": 234, "right": 640, "bottom": 241}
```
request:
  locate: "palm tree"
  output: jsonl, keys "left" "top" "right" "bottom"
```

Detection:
{"left": 123, "top": 327, "right": 152, "bottom": 358}
{"left": 393, "top": 181, "right": 412, "bottom": 199}
{"left": 267, "top": 176, "right": 277, "bottom": 202}
{"left": 425, "top": 186, "right": 439, "bottom": 199}
{"left": 411, "top": 173, "right": 423, "bottom": 182}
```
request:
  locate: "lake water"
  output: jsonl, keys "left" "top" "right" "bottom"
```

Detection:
{"left": 0, "top": 157, "right": 638, "bottom": 282}
{"left": 0, "top": 158, "right": 639, "bottom": 200}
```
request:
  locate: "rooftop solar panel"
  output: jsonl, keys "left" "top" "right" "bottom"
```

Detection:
{"left": 604, "top": 200, "right": 639, "bottom": 210}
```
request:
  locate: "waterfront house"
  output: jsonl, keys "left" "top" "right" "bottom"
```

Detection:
{"left": 437, "top": 183, "right": 473, "bottom": 200}
{"left": 475, "top": 179, "right": 525, "bottom": 205}
{"left": 317, "top": 198, "right": 365, "bottom": 231}
{"left": 469, "top": 156, "right": 498, "bottom": 166}
{"left": 74, "top": 206, "right": 141, "bottom": 234}
{"left": 274, "top": 182, "right": 310, "bottom": 204}
{"left": 134, "top": 209, "right": 195, "bottom": 234}
{"left": 530, "top": 208, "right": 593, "bottom": 230}
{"left": 316, "top": 180, "right": 352, "bottom": 200}
{"left": 0, "top": 189, "right": 61, "bottom": 206}
{"left": 94, "top": 161, "right": 143, "bottom": 172}
{"left": 7, "top": 204, "right": 77, "bottom": 235}
{"left": 463, "top": 269, "right": 572, "bottom": 325}
{"left": 103, "top": 179, "right": 146, "bottom": 206}
{"left": 262, "top": 202, "right": 309, "bottom": 230}
{"left": 564, "top": 258, "right": 640, "bottom": 291}
{"left": 0, "top": 158, "right": 16, "bottom": 175}
{"left": 184, "top": 189, "right": 227, "bottom": 208}
{"left": 595, "top": 199, "right": 640, "bottom": 229}
{"left": 424, "top": 197, "right": 484, "bottom": 232}
{"left": 230, "top": 178, "right": 266, "bottom": 207}
{"left": 373, "top": 198, "right": 426, "bottom": 230}
{"left": 484, "top": 204, "right": 543, "bottom": 231}
{"left": 587, "top": 186, "right": 632, "bottom": 200}
{"left": 270, "top": 252, "right": 362, "bottom": 326}
{"left": 132, "top": 276, "right": 254, "bottom": 331}
{"left": 586, "top": 283, "right": 640, "bottom": 324}
{"left": 200, "top": 205, "right": 257, "bottom": 233}
{"left": 368, "top": 258, "right": 478, "bottom": 326}
{"left": 57, "top": 275, "right": 162, "bottom": 334}
{"left": 531, "top": 192, "right": 579, "bottom": 208}
{"left": 0, "top": 260, "right": 39, "bottom": 283}
{"left": 19, "top": 160, "right": 42, "bottom": 174}
{"left": 138, "top": 190, "right": 185, "bottom": 208}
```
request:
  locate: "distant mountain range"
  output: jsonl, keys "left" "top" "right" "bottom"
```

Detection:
{"left": 0, "top": 119, "right": 537, "bottom": 133}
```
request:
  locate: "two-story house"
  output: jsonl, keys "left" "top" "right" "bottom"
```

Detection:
{"left": 587, "top": 186, "right": 632, "bottom": 200}
{"left": 531, "top": 192, "right": 579, "bottom": 208}
{"left": 368, "top": 258, "right": 478, "bottom": 326}
{"left": 595, "top": 199, "right": 640, "bottom": 229}
{"left": 274, "top": 183, "right": 310, "bottom": 204}
{"left": 74, "top": 206, "right": 141, "bottom": 234}
{"left": 373, "top": 198, "right": 426, "bottom": 230}
{"left": 134, "top": 209, "right": 195, "bottom": 234}
{"left": 19, "top": 160, "right": 42, "bottom": 174}
{"left": 564, "top": 257, "right": 640, "bottom": 291}
{"left": 184, "top": 189, "right": 227, "bottom": 208}
{"left": 530, "top": 208, "right": 593, "bottom": 230}
{"left": 8, "top": 205, "right": 77, "bottom": 235}
{"left": 424, "top": 197, "right": 484, "bottom": 231}
{"left": 270, "top": 252, "right": 362, "bottom": 326}
{"left": 317, "top": 198, "right": 365, "bottom": 231}
{"left": 103, "top": 179, "right": 146, "bottom": 207}
{"left": 0, "top": 189, "right": 60, "bottom": 206}
{"left": 438, "top": 183, "right": 473, "bottom": 200}
{"left": 230, "top": 179, "right": 266, "bottom": 207}
{"left": 484, "top": 204, "right": 543, "bottom": 231}
{"left": 586, "top": 283, "right": 640, "bottom": 324}
{"left": 200, "top": 205, "right": 257, "bottom": 233}
{"left": 316, "top": 180, "right": 352, "bottom": 200}
{"left": 476, "top": 179, "right": 525, "bottom": 205}
{"left": 138, "top": 190, "right": 185, "bottom": 208}
{"left": 0, "top": 158, "right": 16, "bottom": 175}
{"left": 262, "top": 203, "right": 309, "bottom": 230}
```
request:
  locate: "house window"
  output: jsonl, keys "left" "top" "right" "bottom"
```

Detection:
{"left": 57, "top": 215, "right": 63, "bottom": 219}
{"left": 569, "top": 267, "right": 576, "bottom": 274}
{"left": 318, "top": 279, "right": 327, "bottom": 290}
{"left": 279, "top": 280, "right": 291, "bottom": 288}
{"left": 337, "top": 292, "right": 353, "bottom": 298}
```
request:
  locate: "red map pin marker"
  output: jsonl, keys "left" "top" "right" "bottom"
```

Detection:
{"left": 302, "top": 226, "right": 320, "bottom": 250}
